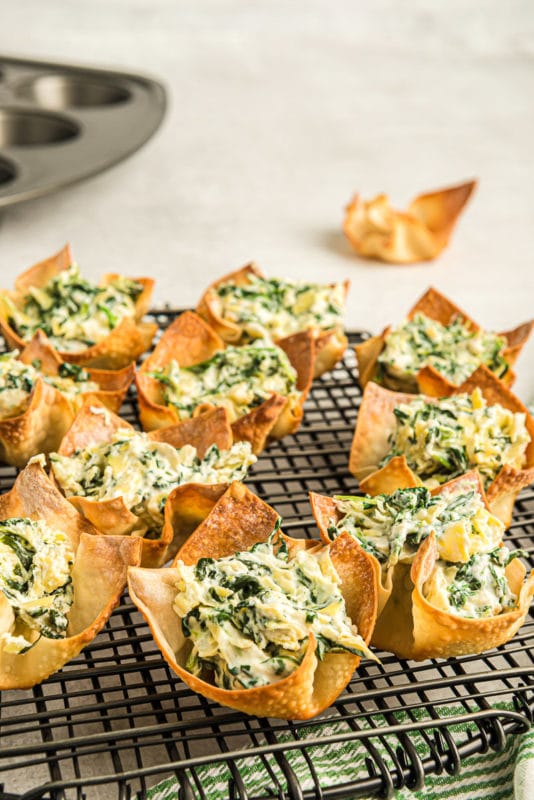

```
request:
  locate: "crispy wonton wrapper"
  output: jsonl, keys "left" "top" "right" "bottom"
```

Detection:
{"left": 0, "top": 244, "right": 157, "bottom": 369}
{"left": 355, "top": 287, "right": 532, "bottom": 393}
{"left": 406, "top": 533, "right": 534, "bottom": 660}
{"left": 311, "top": 471, "right": 534, "bottom": 659}
{"left": 0, "top": 462, "right": 141, "bottom": 688}
{"left": 54, "top": 401, "right": 241, "bottom": 567}
{"left": 128, "top": 482, "right": 377, "bottom": 719}
{"left": 349, "top": 367, "right": 534, "bottom": 527}
{"left": 0, "top": 332, "right": 134, "bottom": 468}
{"left": 196, "top": 262, "right": 349, "bottom": 378}
{"left": 343, "top": 180, "right": 476, "bottom": 264}
{"left": 135, "top": 311, "right": 315, "bottom": 454}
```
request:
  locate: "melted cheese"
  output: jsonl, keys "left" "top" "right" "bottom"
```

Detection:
{"left": 378, "top": 313, "right": 509, "bottom": 387}
{"left": 0, "top": 350, "right": 99, "bottom": 419}
{"left": 214, "top": 275, "right": 346, "bottom": 341}
{"left": 0, "top": 517, "right": 74, "bottom": 653}
{"left": 8, "top": 265, "right": 142, "bottom": 352}
{"left": 50, "top": 429, "right": 256, "bottom": 535}
{"left": 151, "top": 341, "right": 299, "bottom": 422}
{"left": 174, "top": 531, "right": 375, "bottom": 690}
{"left": 383, "top": 388, "right": 530, "bottom": 489}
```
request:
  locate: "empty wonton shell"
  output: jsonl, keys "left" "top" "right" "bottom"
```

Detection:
{"left": 0, "top": 244, "right": 157, "bottom": 369}
{"left": 349, "top": 368, "right": 534, "bottom": 527}
{"left": 135, "top": 310, "right": 315, "bottom": 454}
{"left": 53, "top": 401, "right": 242, "bottom": 567}
{"left": 0, "top": 332, "right": 134, "bottom": 468}
{"left": 196, "top": 262, "right": 349, "bottom": 378}
{"left": 128, "top": 482, "right": 377, "bottom": 719}
{"left": 355, "top": 287, "right": 532, "bottom": 393}
{"left": 310, "top": 471, "right": 526, "bottom": 658}
{"left": 0, "top": 462, "right": 141, "bottom": 688}
{"left": 343, "top": 180, "right": 476, "bottom": 264}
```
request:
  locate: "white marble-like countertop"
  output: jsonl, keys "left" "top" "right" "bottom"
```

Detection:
{"left": 1, "top": 2, "right": 533, "bottom": 395}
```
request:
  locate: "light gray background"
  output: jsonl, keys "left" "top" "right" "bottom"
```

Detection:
{"left": 1, "top": 1, "right": 533, "bottom": 399}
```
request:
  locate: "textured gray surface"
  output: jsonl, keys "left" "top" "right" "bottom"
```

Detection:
{"left": 1, "top": 1, "right": 533, "bottom": 398}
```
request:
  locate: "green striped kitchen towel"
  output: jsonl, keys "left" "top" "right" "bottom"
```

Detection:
{"left": 145, "top": 705, "right": 533, "bottom": 800}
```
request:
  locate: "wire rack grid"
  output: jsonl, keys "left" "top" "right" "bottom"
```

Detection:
{"left": 0, "top": 310, "right": 532, "bottom": 800}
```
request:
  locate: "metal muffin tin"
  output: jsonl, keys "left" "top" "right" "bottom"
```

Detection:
{"left": 0, "top": 55, "right": 166, "bottom": 208}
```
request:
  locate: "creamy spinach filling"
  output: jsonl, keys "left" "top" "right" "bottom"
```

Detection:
{"left": 214, "top": 274, "right": 346, "bottom": 341}
{"left": 377, "top": 313, "right": 509, "bottom": 386}
{"left": 328, "top": 486, "right": 503, "bottom": 567}
{"left": 424, "top": 547, "right": 525, "bottom": 618}
{"left": 328, "top": 487, "right": 525, "bottom": 619}
{"left": 382, "top": 389, "right": 530, "bottom": 489}
{"left": 0, "top": 350, "right": 99, "bottom": 419}
{"left": 0, "top": 518, "right": 74, "bottom": 653}
{"left": 173, "top": 526, "right": 375, "bottom": 690}
{"left": 150, "top": 341, "right": 299, "bottom": 422}
{"left": 8, "top": 265, "right": 143, "bottom": 352}
{"left": 50, "top": 428, "right": 256, "bottom": 536}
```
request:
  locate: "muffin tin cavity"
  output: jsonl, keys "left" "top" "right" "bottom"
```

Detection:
{"left": 0, "top": 108, "right": 79, "bottom": 147}
{"left": 0, "top": 156, "right": 15, "bottom": 186}
{"left": 0, "top": 55, "right": 166, "bottom": 209}
{"left": 16, "top": 74, "right": 131, "bottom": 109}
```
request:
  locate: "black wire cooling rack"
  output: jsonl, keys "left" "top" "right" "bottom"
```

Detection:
{"left": 0, "top": 310, "right": 533, "bottom": 800}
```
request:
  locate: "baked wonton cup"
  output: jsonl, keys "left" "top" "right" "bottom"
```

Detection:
{"left": 0, "top": 244, "right": 157, "bottom": 369}
{"left": 405, "top": 533, "right": 534, "bottom": 660}
{"left": 310, "top": 472, "right": 534, "bottom": 659}
{"left": 0, "top": 462, "right": 141, "bottom": 689}
{"left": 355, "top": 287, "right": 532, "bottom": 393}
{"left": 128, "top": 482, "right": 378, "bottom": 720}
{"left": 53, "top": 401, "right": 243, "bottom": 568}
{"left": 343, "top": 180, "right": 476, "bottom": 264}
{"left": 135, "top": 311, "right": 315, "bottom": 454}
{"left": 196, "top": 262, "right": 349, "bottom": 378}
{"left": 349, "top": 367, "right": 534, "bottom": 527}
{"left": 0, "top": 332, "right": 134, "bottom": 468}
{"left": 311, "top": 474, "right": 488, "bottom": 629}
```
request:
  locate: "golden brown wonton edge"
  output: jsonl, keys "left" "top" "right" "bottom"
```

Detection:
{"left": 0, "top": 244, "right": 157, "bottom": 369}
{"left": 0, "top": 462, "right": 141, "bottom": 689}
{"left": 128, "top": 481, "right": 378, "bottom": 719}
{"left": 135, "top": 310, "right": 315, "bottom": 454}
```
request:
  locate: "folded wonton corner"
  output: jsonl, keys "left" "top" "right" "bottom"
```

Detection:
{"left": 343, "top": 180, "right": 476, "bottom": 264}
{"left": 135, "top": 311, "right": 315, "bottom": 454}
{"left": 355, "top": 287, "right": 533, "bottom": 393}
{"left": 0, "top": 332, "right": 134, "bottom": 468}
{"left": 349, "top": 367, "right": 534, "bottom": 527}
{"left": 0, "top": 462, "right": 141, "bottom": 689}
{"left": 128, "top": 482, "right": 378, "bottom": 719}
{"left": 0, "top": 244, "right": 157, "bottom": 369}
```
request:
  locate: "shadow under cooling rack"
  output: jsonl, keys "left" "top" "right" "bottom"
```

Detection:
{"left": 0, "top": 314, "right": 532, "bottom": 800}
